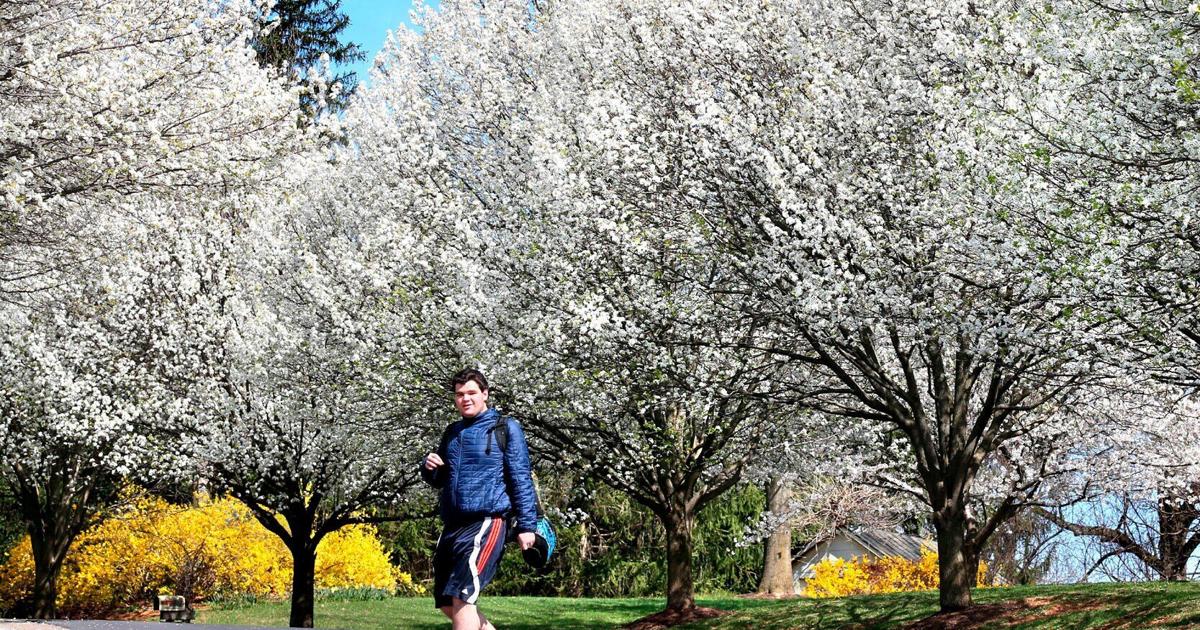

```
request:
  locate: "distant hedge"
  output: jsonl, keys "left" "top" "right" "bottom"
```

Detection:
{"left": 380, "top": 479, "right": 765, "bottom": 598}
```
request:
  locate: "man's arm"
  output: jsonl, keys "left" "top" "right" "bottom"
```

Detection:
{"left": 501, "top": 418, "right": 539, "bottom": 534}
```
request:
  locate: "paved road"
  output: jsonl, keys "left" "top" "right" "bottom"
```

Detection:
{"left": 1, "top": 621, "right": 279, "bottom": 629}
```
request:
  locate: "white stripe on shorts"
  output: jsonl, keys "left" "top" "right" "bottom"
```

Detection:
{"left": 462, "top": 517, "right": 492, "bottom": 604}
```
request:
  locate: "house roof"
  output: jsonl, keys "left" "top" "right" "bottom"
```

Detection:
{"left": 846, "top": 528, "right": 932, "bottom": 560}
{"left": 793, "top": 527, "right": 932, "bottom": 568}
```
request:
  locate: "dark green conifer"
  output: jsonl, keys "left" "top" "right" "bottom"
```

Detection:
{"left": 253, "top": 0, "right": 365, "bottom": 117}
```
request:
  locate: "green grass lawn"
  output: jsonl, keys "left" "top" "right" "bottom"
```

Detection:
{"left": 198, "top": 582, "right": 1200, "bottom": 629}
{"left": 199, "top": 595, "right": 663, "bottom": 629}
{"left": 691, "top": 582, "right": 1200, "bottom": 629}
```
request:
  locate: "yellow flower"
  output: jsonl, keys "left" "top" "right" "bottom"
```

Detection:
{"left": 0, "top": 492, "right": 417, "bottom": 617}
{"left": 804, "top": 549, "right": 987, "bottom": 598}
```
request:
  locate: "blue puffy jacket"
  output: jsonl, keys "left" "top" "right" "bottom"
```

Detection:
{"left": 420, "top": 407, "right": 539, "bottom": 534}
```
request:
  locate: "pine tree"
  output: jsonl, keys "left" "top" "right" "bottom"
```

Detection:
{"left": 253, "top": 0, "right": 365, "bottom": 117}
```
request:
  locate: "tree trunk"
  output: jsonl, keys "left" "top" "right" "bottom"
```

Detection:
{"left": 1161, "top": 559, "right": 1188, "bottom": 581}
{"left": 1157, "top": 493, "right": 1195, "bottom": 582}
{"left": 288, "top": 544, "right": 317, "bottom": 628}
{"left": 29, "top": 529, "right": 69, "bottom": 619}
{"left": 758, "top": 476, "right": 794, "bottom": 595}
{"left": 935, "top": 512, "right": 974, "bottom": 612}
{"left": 662, "top": 507, "right": 696, "bottom": 611}
{"left": 1158, "top": 526, "right": 1188, "bottom": 582}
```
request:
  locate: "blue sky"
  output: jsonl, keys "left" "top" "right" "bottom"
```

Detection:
{"left": 339, "top": 0, "right": 436, "bottom": 88}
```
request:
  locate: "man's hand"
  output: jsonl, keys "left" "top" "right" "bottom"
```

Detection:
{"left": 424, "top": 452, "right": 444, "bottom": 471}
{"left": 518, "top": 531, "right": 536, "bottom": 551}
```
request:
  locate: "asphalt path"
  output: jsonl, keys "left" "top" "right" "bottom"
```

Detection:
{"left": 1, "top": 621, "right": 283, "bottom": 630}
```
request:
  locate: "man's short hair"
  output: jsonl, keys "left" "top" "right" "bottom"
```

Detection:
{"left": 450, "top": 368, "right": 489, "bottom": 392}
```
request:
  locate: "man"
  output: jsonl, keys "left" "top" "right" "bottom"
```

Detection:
{"left": 421, "top": 368, "right": 538, "bottom": 630}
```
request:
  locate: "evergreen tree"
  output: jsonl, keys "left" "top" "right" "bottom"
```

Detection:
{"left": 254, "top": 0, "right": 365, "bottom": 116}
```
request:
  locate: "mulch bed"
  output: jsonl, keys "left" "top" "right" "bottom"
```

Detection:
{"left": 901, "top": 596, "right": 1108, "bottom": 629}
{"left": 900, "top": 600, "right": 1035, "bottom": 629}
{"left": 621, "top": 606, "right": 732, "bottom": 630}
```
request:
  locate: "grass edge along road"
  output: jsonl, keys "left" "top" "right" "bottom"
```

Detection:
{"left": 198, "top": 582, "right": 1200, "bottom": 629}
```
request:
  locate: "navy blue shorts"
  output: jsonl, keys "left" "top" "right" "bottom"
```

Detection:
{"left": 433, "top": 516, "right": 507, "bottom": 608}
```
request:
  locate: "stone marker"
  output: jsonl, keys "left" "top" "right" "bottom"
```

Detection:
{"left": 154, "top": 596, "right": 193, "bottom": 623}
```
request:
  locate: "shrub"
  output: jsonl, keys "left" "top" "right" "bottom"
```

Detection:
{"left": 0, "top": 494, "right": 422, "bottom": 617}
{"left": 309, "top": 524, "right": 395, "bottom": 591}
{"left": 374, "top": 477, "right": 767, "bottom": 598}
{"left": 474, "top": 481, "right": 765, "bottom": 597}
{"left": 805, "top": 549, "right": 988, "bottom": 598}
{"left": 0, "top": 536, "right": 34, "bottom": 614}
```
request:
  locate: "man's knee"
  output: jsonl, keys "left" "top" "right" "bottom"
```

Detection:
{"left": 449, "top": 597, "right": 482, "bottom": 630}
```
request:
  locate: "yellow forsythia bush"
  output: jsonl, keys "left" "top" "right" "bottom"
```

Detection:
{"left": 308, "top": 524, "right": 395, "bottom": 590}
{"left": 0, "top": 494, "right": 422, "bottom": 617}
{"left": 805, "top": 549, "right": 988, "bottom": 598}
{"left": 0, "top": 537, "right": 35, "bottom": 612}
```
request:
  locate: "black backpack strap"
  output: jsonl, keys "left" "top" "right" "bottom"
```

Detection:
{"left": 495, "top": 416, "right": 508, "bottom": 453}
{"left": 492, "top": 414, "right": 546, "bottom": 521}
{"left": 486, "top": 415, "right": 508, "bottom": 455}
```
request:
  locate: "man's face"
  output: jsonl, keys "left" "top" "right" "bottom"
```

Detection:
{"left": 454, "top": 380, "right": 489, "bottom": 417}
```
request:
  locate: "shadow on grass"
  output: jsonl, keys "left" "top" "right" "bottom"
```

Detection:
{"left": 201, "top": 583, "right": 1200, "bottom": 630}
{"left": 1021, "top": 583, "right": 1200, "bottom": 630}
{"left": 679, "top": 591, "right": 941, "bottom": 629}
{"left": 838, "top": 592, "right": 940, "bottom": 630}
{"left": 494, "top": 599, "right": 664, "bottom": 630}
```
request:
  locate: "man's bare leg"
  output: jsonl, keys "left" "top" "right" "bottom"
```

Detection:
{"left": 449, "top": 597, "right": 496, "bottom": 630}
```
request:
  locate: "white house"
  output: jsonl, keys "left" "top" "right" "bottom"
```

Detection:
{"left": 792, "top": 528, "right": 933, "bottom": 595}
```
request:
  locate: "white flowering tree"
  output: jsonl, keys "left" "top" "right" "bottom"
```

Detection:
{"left": 1038, "top": 384, "right": 1200, "bottom": 582}
{"left": 673, "top": 0, "right": 1118, "bottom": 611}
{"left": 189, "top": 147, "right": 467, "bottom": 627}
{"left": 362, "top": 0, "right": 1129, "bottom": 613}
{"left": 360, "top": 0, "right": 796, "bottom": 615}
{"left": 1003, "top": 0, "right": 1200, "bottom": 389}
{"left": 0, "top": 0, "right": 298, "bottom": 297}
{"left": 994, "top": 0, "right": 1200, "bottom": 584}
{"left": 0, "top": 209, "right": 243, "bottom": 617}
{"left": 488, "top": 248, "right": 779, "bottom": 615}
{"left": 0, "top": 278, "right": 148, "bottom": 618}
{"left": 0, "top": 0, "right": 301, "bottom": 618}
